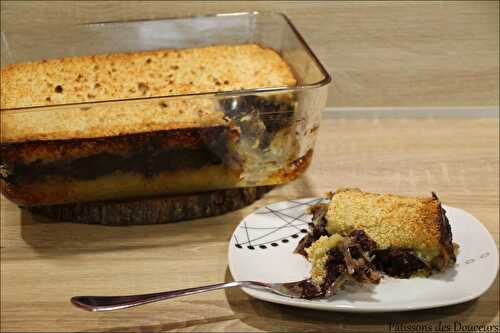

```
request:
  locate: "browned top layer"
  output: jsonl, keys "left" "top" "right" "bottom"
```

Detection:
{"left": 0, "top": 44, "right": 296, "bottom": 143}
{"left": 325, "top": 188, "right": 446, "bottom": 263}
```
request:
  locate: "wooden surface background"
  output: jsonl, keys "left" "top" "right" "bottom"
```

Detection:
{"left": 1, "top": 1, "right": 499, "bottom": 332}
{"left": 1, "top": 113, "right": 499, "bottom": 332}
{"left": 1, "top": 0, "right": 499, "bottom": 108}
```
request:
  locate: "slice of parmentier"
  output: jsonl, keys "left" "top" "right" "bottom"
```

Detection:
{"left": 324, "top": 188, "right": 455, "bottom": 267}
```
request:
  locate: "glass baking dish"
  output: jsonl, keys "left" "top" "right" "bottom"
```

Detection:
{"left": 0, "top": 12, "right": 331, "bottom": 206}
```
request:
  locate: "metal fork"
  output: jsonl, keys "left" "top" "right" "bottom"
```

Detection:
{"left": 71, "top": 280, "right": 308, "bottom": 312}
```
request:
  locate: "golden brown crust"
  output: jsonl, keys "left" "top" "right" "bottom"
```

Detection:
{"left": 0, "top": 44, "right": 296, "bottom": 143}
{"left": 1, "top": 165, "right": 242, "bottom": 206}
{"left": 0, "top": 44, "right": 296, "bottom": 108}
{"left": 1, "top": 99, "right": 226, "bottom": 143}
{"left": 325, "top": 188, "right": 449, "bottom": 263}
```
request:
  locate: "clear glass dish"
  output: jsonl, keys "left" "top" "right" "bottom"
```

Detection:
{"left": 0, "top": 12, "right": 331, "bottom": 206}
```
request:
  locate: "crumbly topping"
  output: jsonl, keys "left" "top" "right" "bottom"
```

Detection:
{"left": 1, "top": 44, "right": 296, "bottom": 143}
{"left": 325, "top": 188, "right": 441, "bottom": 263}
{"left": 305, "top": 234, "right": 343, "bottom": 285}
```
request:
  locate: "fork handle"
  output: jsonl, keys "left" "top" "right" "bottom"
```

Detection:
{"left": 71, "top": 281, "right": 266, "bottom": 312}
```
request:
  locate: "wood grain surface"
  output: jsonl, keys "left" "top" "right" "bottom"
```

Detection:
{"left": 1, "top": 1, "right": 499, "bottom": 108}
{"left": 1, "top": 112, "right": 498, "bottom": 332}
{"left": 1, "top": 1, "right": 499, "bottom": 331}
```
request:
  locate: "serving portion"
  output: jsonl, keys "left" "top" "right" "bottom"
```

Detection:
{"left": 228, "top": 195, "right": 497, "bottom": 312}
{"left": 292, "top": 189, "right": 458, "bottom": 298}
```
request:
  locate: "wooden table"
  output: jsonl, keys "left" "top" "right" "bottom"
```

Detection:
{"left": 1, "top": 109, "right": 498, "bottom": 332}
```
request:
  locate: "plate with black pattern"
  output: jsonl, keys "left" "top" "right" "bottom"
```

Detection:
{"left": 228, "top": 198, "right": 499, "bottom": 312}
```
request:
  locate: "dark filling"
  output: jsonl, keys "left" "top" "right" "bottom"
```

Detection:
{"left": 434, "top": 193, "right": 453, "bottom": 245}
{"left": 319, "top": 248, "right": 347, "bottom": 294}
{"left": 290, "top": 230, "right": 381, "bottom": 299}
{"left": 294, "top": 204, "right": 329, "bottom": 257}
{"left": 3, "top": 147, "right": 225, "bottom": 185}
{"left": 282, "top": 279, "right": 323, "bottom": 299}
{"left": 433, "top": 193, "right": 457, "bottom": 268}
{"left": 372, "top": 249, "right": 427, "bottom": 278}
{"left": 349, "top": 229, "right": 378, "bottom": 253}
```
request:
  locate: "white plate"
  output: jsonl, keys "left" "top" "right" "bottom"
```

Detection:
{"left": 228, "top": 198, "right": 499, "bottom": 312}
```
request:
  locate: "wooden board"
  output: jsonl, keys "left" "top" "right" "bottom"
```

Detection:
{"left": 1, "top": 113, "right": 498, "bottom": 332}
{"left": 27, "top": 187, "right": 273, "bottom": 226}
{"left": 1, "top": 1, "right": 498, "bottom": 108}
